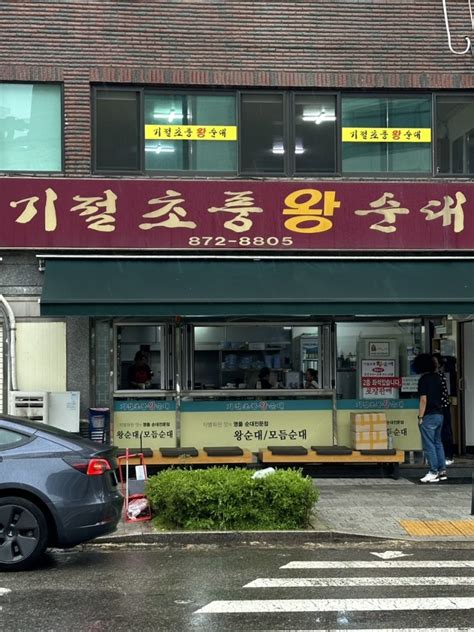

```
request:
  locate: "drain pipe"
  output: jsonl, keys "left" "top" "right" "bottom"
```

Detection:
{"left": 0, "top": 295, "right": 17, "bottom": 392}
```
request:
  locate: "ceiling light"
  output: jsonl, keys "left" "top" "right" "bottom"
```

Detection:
{"left": 145, "top": 144, "right": 175, "bottom": 155}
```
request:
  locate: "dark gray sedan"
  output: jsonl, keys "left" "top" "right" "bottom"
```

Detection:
{"left": 0, "top": 415, "right": 123, "bottom": 571}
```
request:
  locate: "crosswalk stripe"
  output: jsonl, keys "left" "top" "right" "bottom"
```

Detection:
{"left": 281, "top": 560, "right": 474, "bottom": 569}
{"left": 194, "top": 596, "right": 474, "bottom": 613}
{"left": 244, "top": 576, "right": 474, "bottom": 587}
{"left": 254, "top": 629, "right": 473, "bottom": 632}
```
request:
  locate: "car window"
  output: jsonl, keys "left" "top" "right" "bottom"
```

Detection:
{"left": 0, "top": 428, "right": 27, "bottom": 448}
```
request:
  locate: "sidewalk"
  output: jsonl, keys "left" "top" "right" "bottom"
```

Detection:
{"left": 96, "top": 476, "right": 474, "bottom": 545}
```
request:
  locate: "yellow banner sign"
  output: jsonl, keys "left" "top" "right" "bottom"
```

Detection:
{"left": 181, "top": 400, "right": 333, "bottom": 450}
{"left": 144, "top": 125, "right": 237, "bottom": 141}
{"left": 342, "top": 127, "right": 432, "bottom": 143}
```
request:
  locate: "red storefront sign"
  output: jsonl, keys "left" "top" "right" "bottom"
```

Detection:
{"left": 0, "top": 178, "right": 472, "bottom": 250}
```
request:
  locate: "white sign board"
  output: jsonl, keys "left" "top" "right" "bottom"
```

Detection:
{"left": 361, "top": 359, "right": 398, "bottom": 399}
{"left": 401, "top": 376, "right": 420, "bottom": 393}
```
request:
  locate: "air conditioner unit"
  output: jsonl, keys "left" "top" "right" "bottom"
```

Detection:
{"left": 9, "top": 391, "right": 48, "bottom": 423}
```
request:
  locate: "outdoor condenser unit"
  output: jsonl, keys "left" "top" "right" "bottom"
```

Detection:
{"left": 8, "top": 391, "right": 48, "bottom": 424}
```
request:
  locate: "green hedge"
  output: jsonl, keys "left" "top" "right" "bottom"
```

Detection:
{"left": 145, "top": 467, "right": 319, "bottom": 530}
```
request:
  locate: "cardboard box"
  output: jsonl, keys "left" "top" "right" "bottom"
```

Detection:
{"left": 352, "top": 430, "right": 388, "bottom": 443}
{"left": 352, "top": 429, "right": 388, "bottom": 450}
{"left": 352, "top": 422, "right": 387, "bottom": 434}
{"left": 350, "top": 412, "right": 387, "bottom": 428}
{"left": 352, "top": 441, "right": 389, "bottom": 451}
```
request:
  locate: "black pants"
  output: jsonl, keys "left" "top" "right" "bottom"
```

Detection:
{"left": 441, "top": 406, "right": 454, "bottom": 460}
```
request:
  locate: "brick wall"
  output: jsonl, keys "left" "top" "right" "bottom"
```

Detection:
{"left": 0, "top": 1, "right": 473, "bottom": 175}
{"left": 1, "top": 1, "right": 472, "bottom": 85}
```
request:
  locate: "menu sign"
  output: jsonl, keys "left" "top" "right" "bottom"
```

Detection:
{"left": 0, "top": 178, "right": 472, "bottom": 251}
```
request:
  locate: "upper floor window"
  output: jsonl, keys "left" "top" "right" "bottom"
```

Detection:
{"left": 93, "top": 88, "right": 473, "bottom": 179}
{"left": 94, "top": 88, "right": 237, "bottom": 174}
{"left": 144, "top": 92, "right": 237, "bottom": 172}
{"left": 341, "top": 96, "right": 432, "bottom": 174}
{"left": 436, "top": 95, "right": 474, "bottom": 176}
{"left": 96, "top": 90, "right": 140, "bottom": 172}
{"left": 0, "top": 83, "right": 62, "bottom": 172}
{"left": 240, "top": 93, "right": 337, "bottom": 175}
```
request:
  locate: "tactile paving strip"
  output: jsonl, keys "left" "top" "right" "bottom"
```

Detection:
{"left": 400, "top": 519, "right": 474, "bottom": 536}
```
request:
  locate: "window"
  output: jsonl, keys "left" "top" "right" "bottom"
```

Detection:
{"left": 95, "top": 90, "right": 140, "bottom": 172}
{"left": 341, "top": 96, "right": 431, "bottom": 174}
{"left": 95, "top": 89, "right": 236, "bottom": 174}
{"left": 436, "top": 95, "right": 474, "bottom": 176}
{"left": 335, "top": 320, "right": 424, "bottom": 400}
{"left": 0, "top": 83, "right": 62, "bottom": 172}
{"left": 93, "top": 88, "right": 455, "bottom": 177}
{"left": 240, "top": 93, "right": 338, "bottom": 175}
{"left": 240, "top": 94, "right": 285, "bottom": 174}
{"left": 144, "top": 93, "right": 236, "bottom": 172}
{"left": 0, "top": 428, "right": 26, "bottom": 448}
{"left": 293, "top": 95, "right": 337, "bottom": 173}
{"left": 115, "top": 325, "right": 164, "bottom": 390}
{"left": 193, "top": 324, "right": 320, "bottom": 390}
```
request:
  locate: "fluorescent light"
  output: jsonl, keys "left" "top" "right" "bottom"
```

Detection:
{"left": 152, "top": 108, "right": 182, "bottom": 122}
{"left": 272, "top": 142, "right": 305, "bottom": 154}
{"left": 315, "top": 115, "right": 336, "bottom": 125}
{"left": 302, "top": 108, "right": 336, "bottom": 125}
{"left": 145, "top": 144, "right": 175, "bottom": 154}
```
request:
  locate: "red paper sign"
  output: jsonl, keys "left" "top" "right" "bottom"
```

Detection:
{"left": 362, "top": 377, "right": 403, "bottom": 388}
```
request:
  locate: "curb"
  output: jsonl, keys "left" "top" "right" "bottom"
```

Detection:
{"left": 91, "top": 529, "right": 395, "bottom": 546}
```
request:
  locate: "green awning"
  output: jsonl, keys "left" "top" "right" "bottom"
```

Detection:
{"left": 40, "top": 259, "right": 474, "bottom": 317}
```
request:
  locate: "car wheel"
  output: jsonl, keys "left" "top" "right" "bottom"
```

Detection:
{"left": 0, "top": 497, "right": 48, "bottom": 571}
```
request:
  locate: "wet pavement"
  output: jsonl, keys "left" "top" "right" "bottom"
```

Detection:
{"left": 0, "top": 541, "right": 473, "bottom": 631}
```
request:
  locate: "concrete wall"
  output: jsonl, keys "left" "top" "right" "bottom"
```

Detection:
{"left": 0, "top": 253, "right": 91, "bottom": 418}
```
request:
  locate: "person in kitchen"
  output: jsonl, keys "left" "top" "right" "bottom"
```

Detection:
{"left": 258, "top": 366, "right": 274, "bottom": 389}
{"left": 304, "top": 368, "right": 319, "bottom": 389}
{"left": 128, "top": 350, "right": 153, "bottom": 389}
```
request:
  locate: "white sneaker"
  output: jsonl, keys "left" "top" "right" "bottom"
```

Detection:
{"left": 445, "top": 459, "right": 454, "bottom": 466}
{"left": 420, "top": 471, "right": 439, "bottom": 483}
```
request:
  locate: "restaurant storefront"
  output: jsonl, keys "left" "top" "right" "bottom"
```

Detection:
{"left": 0, "top": 176, "right": 466, "bottom": 457}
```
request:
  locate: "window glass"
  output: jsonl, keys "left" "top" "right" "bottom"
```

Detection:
{"left": 144, "top": 93, "right": 236, "bottom": 172}
{"left": 436, "top": 96, "right": 474, "bottom": 176}
{"left": 193, "top": 325, "right": 319, "bottom": 390}
{"left": 116, "top": 325, "right": 163, "bottom": 390}
{"left": 294, "top": 95, "right": 337, "bottom": 173}
{"left": 240, "top": 94, "right": 285, "bottom": 174}
{"left": 335, "top": 320, "right": 424, "bottom": 400}
{"left": 96, "top": 90, "right": 140, "bottom": 171}
{"left": 0, "top": 83, "right": 61, "bottom": 172}
{"left": 0, "top": 428, "right": 25, "bottom": 447}
{"left": 341, "top": 97, "right": 431, "bottom": 173}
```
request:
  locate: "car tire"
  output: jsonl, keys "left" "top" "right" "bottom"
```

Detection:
{"left": 0, "top": 497, "right": 48, "bottom": 571}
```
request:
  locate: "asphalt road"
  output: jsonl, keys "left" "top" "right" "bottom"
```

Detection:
{"left": 0, "top": 541, "right": 473, "bottom": 631}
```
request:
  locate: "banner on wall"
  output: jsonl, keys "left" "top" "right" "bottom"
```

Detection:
{"left": 180, "top": 399, "right": 334, "bottom": 450}
{"left": 113, "top": 399, "right": 176, "bottom": 449}
{"left": 0, "top": 178, "right": 472, "bottom": 251}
